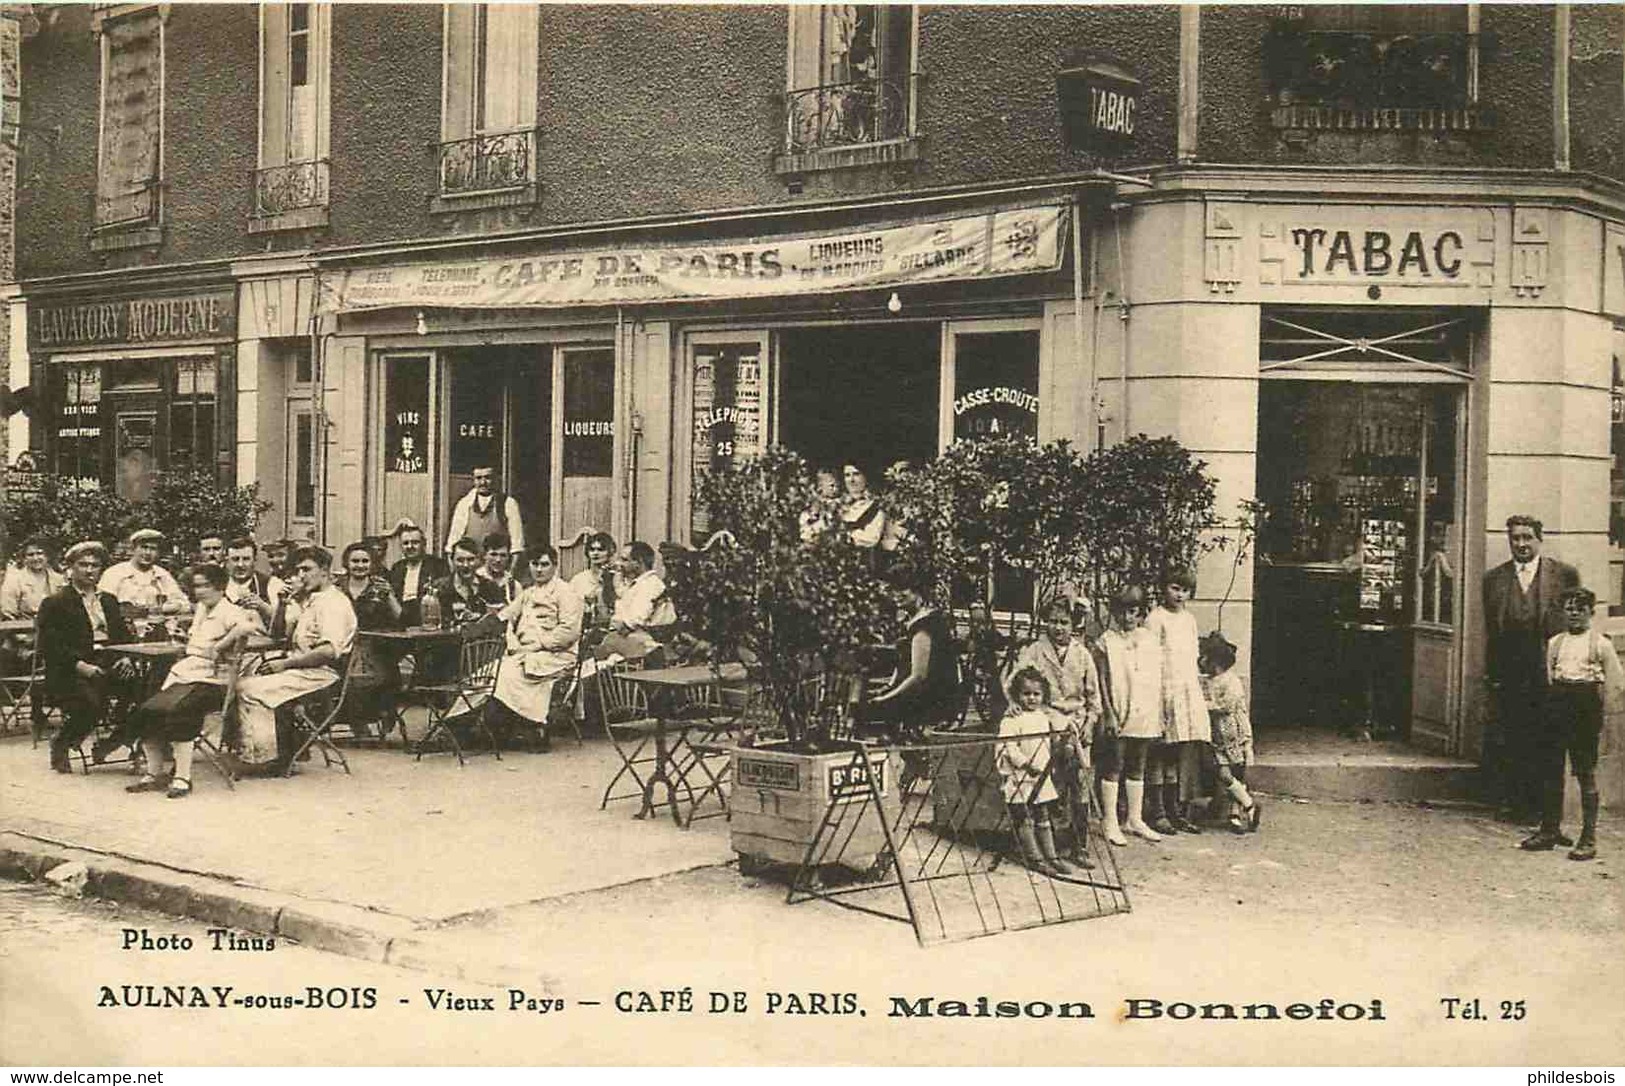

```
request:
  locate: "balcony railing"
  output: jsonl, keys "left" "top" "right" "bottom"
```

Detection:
{"left": 1265, "top": 29, "right": 1475, "bottom": 112}
{"left": 438, "top": 128, "right": 535, "bottom": 197}
{"left": 253, "top": 159, "right": 330, "bottom": 218}
{"left": 95, "top": 179, "right": 159, "bottom": 229}
{"left": 784, "top": 75, "right": 913, "bottom": 154}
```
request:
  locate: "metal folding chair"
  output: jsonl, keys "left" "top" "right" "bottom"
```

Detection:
{"left": 596, "top": 660, "right": 662, "bottom": 808}
{"left": 283, "top": 655, "right": 366, "bottom": 776}
{"left": 414, "top": 633, "right": 505, "bottom": 766}
{"left": 0, "top": 645, "right": 41, "bottom": 737}
{"left": 541, "top": 642, "right": 589, "bottom": 746}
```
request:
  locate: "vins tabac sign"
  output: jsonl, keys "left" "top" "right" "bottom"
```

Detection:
{"left": 30, "top": 287, "right": 237, "bottom": 352}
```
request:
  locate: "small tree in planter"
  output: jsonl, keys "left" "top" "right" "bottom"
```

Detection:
{"left": 663, "top": 447, "right": 902, "bottom": 751}
{"left": 1075, "top": 434, "right": 1223, "bottom": 627}
{"left": 664, "top": 448, "right": 906, "bottom": 876}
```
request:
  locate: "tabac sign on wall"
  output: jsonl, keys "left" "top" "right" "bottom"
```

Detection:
{"left": 1056, "top": 53, "right": 1143, "bottom": 155}
{"left": 319, "top": 204, "right": 1067, "bottom": 313}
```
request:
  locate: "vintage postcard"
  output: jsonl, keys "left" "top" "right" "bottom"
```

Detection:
{"left": 2, "top": 0, "right": 1624, "bottom": 1070}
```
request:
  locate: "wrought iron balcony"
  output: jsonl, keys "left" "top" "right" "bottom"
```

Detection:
{"left": 1265, "top": 29, "right": 1476, "bottom": 112}
{"left": 784, "top": 75, "right": 913, "bottom": 154}
{"left": 438, "top": 128, "right": 536, "bottom": 197}
{"left": 95, "top": 179, "right": 159, "bottom": 229}
{"left": 253, "top": 159, "right": 330, "bottom": 218}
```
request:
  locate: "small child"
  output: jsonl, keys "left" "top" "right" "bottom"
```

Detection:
{"left": 996, "top": 668, "right": 1076, "bottom": 876}
{"left": 1200, "top": 634, "right": 1262, "bottom": 834}
{"left": 1523, "top": 586, "right": 1622, "bottom": 861}
{"left": 1144, "top": 568, "right": 1210, "bottom": 833}
{"left": 1094, "top": 587, "right": 1165, "bottom": 845}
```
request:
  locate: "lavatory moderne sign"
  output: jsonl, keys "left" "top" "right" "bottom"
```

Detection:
{"left": 318, "top": 204, "right": 1067, "bottom": 313}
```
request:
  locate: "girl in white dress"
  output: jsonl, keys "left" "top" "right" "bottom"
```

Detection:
{"left": 1144, "top": 568, "right": 1211, "bottom": 833}
{"left": 1093, "top": 587, "right": 1165, "bottom": 845}
{"left": 996, "top": 668, "right": 1074, "bottom": 876}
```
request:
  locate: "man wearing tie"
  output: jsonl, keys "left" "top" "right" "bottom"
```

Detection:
{"left": 1482, "top": 515, "right": 1580, "bottom": 829}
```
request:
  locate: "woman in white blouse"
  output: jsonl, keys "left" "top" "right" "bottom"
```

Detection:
{"left": 125, "top": 564, "right": 258, "bottom": 798}
{"left": 840, "top": 462, "right": 888, "bottom": 554}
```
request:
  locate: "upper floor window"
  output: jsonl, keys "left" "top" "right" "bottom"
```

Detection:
{"left": 93, "top": 5, "right": 165, "bottom": 241}
{"left": 254, "top": 3, "right": 332, "bottom": 227}
{"left": 1266, "top": 4, "right": 1484, "bottom": 129}
{"left": 439, "top": 3, "right": 538, "bottom": 200}
{"left": 784, "top": 5, "right": 916, "bottom": 155}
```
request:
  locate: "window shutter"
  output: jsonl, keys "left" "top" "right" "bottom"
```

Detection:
{"left": 260, "top": 2, "right": 290, "bottom": 167}
{"left": 481, "top": 3, "right": 536, "bottom": 131}
{"left": 442, "top": 3, "right": 477, "bottom": 140}
{"left": 787, "top": 6, "right": 821, "bottom": 91}
{"left": 97, "top": 9, "right": 163, "bottom": 225}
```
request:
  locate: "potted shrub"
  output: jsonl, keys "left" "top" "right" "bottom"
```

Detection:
{"left": 664, "top": 448, "right": 904, "bottom": 876}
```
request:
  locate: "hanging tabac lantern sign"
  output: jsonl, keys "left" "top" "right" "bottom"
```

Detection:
{"left": 1057, "top": 52, "right": 1143, "bottom": 156}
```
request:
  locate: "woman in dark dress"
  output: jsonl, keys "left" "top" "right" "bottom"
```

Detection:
{"left": 857, "top": 580, "right": 961, "bottom": 739}
{"left": 339, "top": 540, "right": 404, "bottom": 732}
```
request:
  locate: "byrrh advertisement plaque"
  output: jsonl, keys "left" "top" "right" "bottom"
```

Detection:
{"left": 3, "top": 1, "right": 1623, "bottom": 1078}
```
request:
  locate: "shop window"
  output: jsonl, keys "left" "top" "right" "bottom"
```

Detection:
{"left": 254, "top": 2, "right": 331, "bottom": 228}
{"left": 93, "top": 6, "right": 165, "bottom": 245}
{"left": 169, "top": 359, "right": 218, "bottom": 475}
{"left": 439, "top": 3, "right": 539, "bottom": 200}
{"left": 1265, "top": 4, "right": 1482, "bottom": 126}
{"left": 53, "top": 365, "right": 104, "bottom": 490}
{"left": 690, "top": 342, "right": 767, "bottom": 539}
{"left": 292, "top": 341, "right": 313, "bottom": 386}
{"left": 783, "top": 5, "right": 916, "bottom": 161}
{"left": 1261, "top": 308, "right": 1474, "bottom": 378}
{"left": 385, "top": 357, "right": 430, "bottom": 476}
{"left": 950, "top": 330, "right": 1040, "bottom": 443}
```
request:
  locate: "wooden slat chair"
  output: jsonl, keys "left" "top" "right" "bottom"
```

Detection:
{"left": 413, "top": 632, "right": 506, "bottom": 766}
{"left": 541, "top": 641, "right": 590, "bottom": 746}
{"left": 596, "top": 659, "right": 662, "bottom": 809}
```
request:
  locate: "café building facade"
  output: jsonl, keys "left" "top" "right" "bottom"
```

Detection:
{"left": 295, "top": 164, "right": 1625, "bottom": 765}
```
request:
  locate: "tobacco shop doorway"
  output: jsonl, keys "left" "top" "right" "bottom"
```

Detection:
{"left": 1250, "top": 308, "right": 1473, "bottom": 751}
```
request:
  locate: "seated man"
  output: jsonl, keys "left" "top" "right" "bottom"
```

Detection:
{"left": 232, "top": 546, "right": 357, "bottom": 774}
{"left": 434, "top": 537, "right": 506, "bottom": 627}
{"left": 125, "top": 564, "right": 258, "bottom": 798}
{"left": 596, "top": 541, "right": 677, "bottom": 662}
{"left": 38, "top": 541, "right": 137, "bottom": 773}
{"left": 486, "top": 546, "right": 583, "bottom": 750}
{"left": 223, "top": 537, "right": 275, "bottom": 631}
{"left": 99, "top": 528, "right": 189, "bottom": 619}
{"left": 386, "top": 520, "right": 448, "bottom": 628}
{"left": 477, "top": 530, "right": 521, "bottom": 605}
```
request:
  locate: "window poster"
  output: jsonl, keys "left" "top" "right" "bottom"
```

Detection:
{"left": 386, "top": 357, "right": 430, "bottom": 474}
{"left": 951, "top": 330, "right": 1040, "bottom": 442}
{"left": 561, "top": 349, "right": 615, "bottom": 478}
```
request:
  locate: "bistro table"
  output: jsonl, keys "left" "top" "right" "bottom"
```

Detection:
{"left": 617, "top": 662, "right": 748, "bottom": 827}
{"left": 0, "top": 618, "right": 35, "bottom": 636}
{"left": 358, "top": 625, "right": 471, "bottom": 740}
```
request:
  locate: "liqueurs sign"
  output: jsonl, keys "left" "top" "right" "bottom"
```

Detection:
{"left": 1290, "top": 227, "right": 1463, "bottom": 281}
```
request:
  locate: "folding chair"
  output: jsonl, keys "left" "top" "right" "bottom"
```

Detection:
{"left": 283, "top": 655, "right": 366, "bottom": 776}
{"left": 596, "top": 660, "right": 662, "bottom": 808}
{"left": 540, "top": 642, "right": 589, "bottom": 746}
{"left": 414, "top": 632, "right": 505, "bottom": 766}
{"left": 0, "top": 646, "right": 41, "bottom": 738}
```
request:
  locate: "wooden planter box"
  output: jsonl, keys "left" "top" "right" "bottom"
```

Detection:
{"left": 730, "top": 745, "right": 899, "bottom": 874}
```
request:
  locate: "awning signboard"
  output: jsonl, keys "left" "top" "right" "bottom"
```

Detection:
{"left": 319, "top": 203, "right": 1067, "bottom": 313}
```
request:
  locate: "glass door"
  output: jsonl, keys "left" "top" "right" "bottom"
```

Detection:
{"left": 550, "top": 345, "right": 615, "bottom": 548}
{"left": 378, "top": 353, "right": 435, "bottom": 548}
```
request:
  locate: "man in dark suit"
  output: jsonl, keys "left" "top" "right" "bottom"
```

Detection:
{"left": 1482, "top": 514, "right": 1581, "bottom": 829}
{"left": 38, "top": 541, "right": 137, "bottom": 773}
{"left": 386, "top": 520, "right": 449, "bottom": 627}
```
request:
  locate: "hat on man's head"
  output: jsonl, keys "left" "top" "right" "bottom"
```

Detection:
{"left": 63, "top": 540, "right": 109, "bottom": 566}
{"left": 127, "top": 528, "right": 166, "bottom": 545}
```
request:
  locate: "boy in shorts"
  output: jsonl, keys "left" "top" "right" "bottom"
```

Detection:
{"left": 1522, "top": 586, "right": 1622, "bottom": 860}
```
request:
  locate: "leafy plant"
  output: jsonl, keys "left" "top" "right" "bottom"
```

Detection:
{"left": 663, "top": 448, "right": 901, "bottom": 750}
{"left": 1, "top": 471, "right": 270, "bottom": 566}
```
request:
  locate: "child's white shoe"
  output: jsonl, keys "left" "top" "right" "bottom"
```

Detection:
{"left": 1123, "top": 780, "right": 1163, "bottom": 842}
{"left": 1100, "top": 779, "right": 1129, "bottom": 847}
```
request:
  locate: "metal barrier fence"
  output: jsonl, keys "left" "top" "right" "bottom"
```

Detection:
{"left": 779, "top": 734, "right": 1131, "bottom": 946}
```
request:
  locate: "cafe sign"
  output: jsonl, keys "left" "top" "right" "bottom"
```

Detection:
{"left": 319, "top": 204, "right": 1067, "bottom": 313}
{"left": 29, "top": 287, "right": 237, "bottom": 352}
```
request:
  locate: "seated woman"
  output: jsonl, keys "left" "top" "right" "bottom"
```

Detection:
{"left": 125, "top": 564, "right": 258, "bottom": 798}
{"left": 486, "top": 546, "right": 584, "bottom": 750}
{"left": 567, "top": 531, "right": 618, "bottom": 643}
{"left": 854, "top": 575, "right": 960, "bottom": 739}
{"left": 337, "top": 540, "right": 405, "bottom": 734}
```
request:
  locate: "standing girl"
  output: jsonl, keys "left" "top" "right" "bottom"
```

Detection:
{"left": 1201, "top": 635, "right": 1262, "bottom": 833}
{"left": 996, "top": 668, "right": 1075, "bottom": 876}
{"left": 1144, "top": 568, "right": 1210, "bottom": 833}
{"left": 1094, "top": 587, "right": 1165, "bottom": 845}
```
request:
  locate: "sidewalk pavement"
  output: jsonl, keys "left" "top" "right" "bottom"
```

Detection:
{"left": 3, "top": 717, "right": 1623, "bottom": 1041}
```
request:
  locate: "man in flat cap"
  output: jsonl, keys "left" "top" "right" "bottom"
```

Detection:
{"left": 99, "top": 528, "right": 188, "bottom": 618}
{"left": 38, "top": 541, "right": 137, "bottom": 773}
